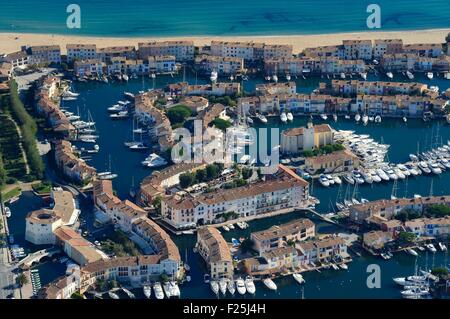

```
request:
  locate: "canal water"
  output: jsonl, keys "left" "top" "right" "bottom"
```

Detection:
{"left": 6, "top": 71, "right": 450, "bottom": 298}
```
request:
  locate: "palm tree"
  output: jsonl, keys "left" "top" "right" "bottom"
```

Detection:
{"left": 16, "top": 273, "right": 28, "bottom": 287}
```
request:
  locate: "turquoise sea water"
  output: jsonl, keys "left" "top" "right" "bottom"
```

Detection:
{"left": 1, "top": 0, "right": 450, "bottom": 37}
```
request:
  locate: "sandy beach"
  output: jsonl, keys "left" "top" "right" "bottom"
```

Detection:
{"left": 1, "top": 29, "right": 450, "bottom": 54}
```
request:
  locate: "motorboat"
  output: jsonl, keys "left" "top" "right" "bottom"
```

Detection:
{"left": 244, "top": 276, "right": 256, "bottom": 294}
{"left": 405, "top": 164, "right": 420, "bottom": 176}
{"left": 360, "top": 72, "right": 367, "bottom": 80}
{"left": 426, "top": 244, "right": 437, "bottom": 253}
{"left": 320, "top": 114, "right": 328, "bottom": 120}
{"left": 263, "top": 278, "right": 277, "bottom": 291}
{"left": 403, "top": 117, "right": 408, "bottom": 123}
{"left": 370, "top": 171, "right": 382, "bottom": 183}
{"left": 319, "top": 175, "right": 330, "bottom": 187}
{"left": 438, "top": 242, "right": 447, "bottom": 251}
{"left": 272, "top": 75, "right": 278, "bottom": 83}
{"left": 354, "top": 114, "right": 361, "bottom": 122}
{"left": 222, "top": 225, "right": 230, "bottom": 232}
{"left": 406, "top": 248, "right": 419, "bottom": 256}
{"left": 339, "top": 263, "right": 348, "bottom": 270}
{"left": 246, "top": 117, "right": 254, "bottom": 125}
{"left": 218, "top": 279, "right": 227, "bottom": 295}
{"left": 152, "top": 282, "right": 164, "bottom": 299}
{"left": 227, "top": 224, "right": 235, "bottom": 230}
{"left": 108, "top": 291, "right": 120, "bottom": 299}
{"left": 374, "top": 115, "right": 382, "bottom": 123}
{"left": 343, "top": 174, "right": 355, "bottom": 184}
{"left": 122, "top": 288, "right": 135, "bottom": 299}
{"left": 397, "top": 164, "right": 411, "bottom": 176}
{"left": 426, "top": 72, "right": 433, "bottom": 80}
{"left": 124, "top": 91, "right": 134, "bottom": 99}
{"left": 394, "top": 168, "right": 406, "bottom": 179}
{"left": 97, "top": 172, "right": 118, "bottom": 180}
{"left": 4, "top": 207, "right": 11, "bottom": 218}
{"left": 406, "top": 71, "right": 414, "bottom": 80}
{"left": 409, "top": 154, "right": 419, "bottom": 162}
{"left": 418, "top": 161, "right": 431, "bottom": 174}
{"left": 333, "top": 114, "right": 338, "bottom": 122}
{"left": 292, "top": 273, "right": 305, "bottom": 284}
{"left": 108, "top": 104, "right": 125, "bottom": 113}
{"left": 110, "top": 111, "right": 129, "bottom": 119}
{"left": 287, "top": 112, "right": 294, "bottom": 121}
{"left": 333, "top": 176, "right": 342, "bottom": 184}
{"left": 227, "top": 280, "right": 236, "bottom": 295}
{"left": 376, "top": 169, "right": 390, "bottom": 181}
{"left": 142, "top": 153, "right": 168, "bottom": 168}
{"left": 257, "top": 114, "right": 268, "bottom": 124}
{"left": 384, "top": 168, "right": 398, "bottom": 180}
{"left": 362, "top": 114, "right": 369, "bottom": 125}
{"left": 340, "top": 72, "right": 346, "bottom": 79}
{"left": 280, "top": 112, "right": 287, "bottom": 123}
{"left": 401, "top": 287, "right": 429, "bottom": 297}
{"left": 210, "top": 281, "right": 219, "bottom": 295}
{"left": 129, "top": 142, "right": 149, "bottom": 151}
{"left": 352, "top": 171, "right": 365, "bottom": 184}
{"left": 143, "top": 285, "right": 152, "bottom": 299}
{"left": 428, "top": 162, "right": 442, "bottom": 174}
{"left": 386, "top": 72, "right": 394, "bottom": 79}
{"left": 210, "top": 71, "right": 218, "bottom": 82}
{"left": 361, "top": 171, "right": 373, "bottom": 184}
{"left": 236, "top": 278, "right": 246, "bottom": 295}
{"left": 122, "top": 74, "right": 129, "bottom": 81}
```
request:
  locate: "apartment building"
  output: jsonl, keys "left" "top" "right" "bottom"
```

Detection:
{"left": 28, "top": 45, "right": 61, "bottom": 65}
{"left": 348, "top": 196, "right": 450, "bottom": 224}
{"left": 73, "top": 59, "right": 105, "bottom": 77}
{"left": 380, "top": 53, "right": 417, "bottom": 71}
{"left": 97, "top": 46, "right": 137, "bottom": 63}
{"left": 296, "top": 237, "right": 348, "bottom": 266}
{"left": 138, "top": 41, "right": 195, "bottom": 61}
{"left": 197, "top": 227, "right": 233, "bottom": 280}
{"left": 148, "top": 55, "right": 177, "bottom": 73}
{"left": 343, "top": 40, "right": 373, "bottom": 60}
{"left": 107, "top": 57, "right": 148, "bottom": 75}
{"left": 280, "top": 123, "right": 334, "bottom": 154}
{"left": 210, "top": 41, "right": 292, "bottom": 62}
{"left": 161, "top": 166, "right": 310, "bottom": 229}
{"left": 304, "top": 149, "right": 360, "bottom": 173}
{"left": 403, "top": 43, "right": 443, "bottom": 58}
{"left": 373, "top": 39, "right": 403, "bottom": 59}
{"left": 250, "top": 219, "right": 315, "bottom": 254}
{"left": 167, "top": 82, "right": 241, "bottom": 97}
{"left": 303, "top": 45, "right": 344, "bottom": 59}
{"left": 66, "top": 44, "right": 97, "bottom": 63}
{"left": 255, "top": 82, "right": 296, "bottom": 95}
{"left": 1, "top": 50, "right": 29, "bottom": 69}
{"left": 329, "top": 80, "right": 427, "bottom": 96}
{"left": 194, "top": 55, "right": 244, "bottom": 75}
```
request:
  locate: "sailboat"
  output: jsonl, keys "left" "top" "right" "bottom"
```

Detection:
{"left": 97, "top": 155, "right": 118, "bottom": 180}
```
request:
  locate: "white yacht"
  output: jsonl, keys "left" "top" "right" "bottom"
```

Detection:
{"left": 394, "top": 168, "right": 406, "bottom": 179}
{"left": 406, "top": 248, "right": 419, "bottom": 256}
{"left": 257, "top": 114, "right": 268, "bottom": 124}
{"left": 384, "top": 168, "right": 398, "bottom": 180}
{"left": 397, "top": 164, "right": 411, "bottom": 177}
{"left": 244, "top": 276, "right": 256, "bottom": 294}
{"left": 163, "top": 282, "right": 172, "bottom": 298}
{"left": 210, "top": 281, "right": 219, "bottom": 295}
{"left": 285, "top": 74, "right": 291, "bottom": 81}
{"left": 143, "top": 285, "right": 152, "bottom": 299}
{"left": 210, "top": 71, "right": 218, "bottom": 82}
{"left": 418, "top": 161, "right": 431, "bottom": 174}
{"left": 360, "top": 72, "right": 367, "bottom": 80}
{"left": 280, "top": 112, "right": 287, "bottom": 123}
{"left": 362, "top": 114, "right": 369, "bottom": 125}
{"left": 428, "top": 162, "right": 442, "bottom": 174}
{"left": 108, "top": 291, "right": 119, "bottom": 299}
{"left": 122, "top": 74, "right": 129, "bottom": 81}
{"left": 292, "top": 273, "right": 305, "bottom": 284}
{"left": 153, "top": 282, "right": 164, "bottom": 300}
{"left": 438, "top": 242, "right": 447, "bottom": 251}
{"left": 4, "top": 207, "right": 12, "bottom": 218}
{"left": 170, "top": 281, "right": 180, "bottom": 298}
{"left": 287, "top": 112, "right": 294, "bottom": 121}
{"left": 222, "top": 225, "right": 230, "bottom": 232}
{"left": 426, "top": 243, "right": 437, "bottom": 253}
{"left": 354, "top": 114, "right": 361, "bottom": 122}
{"left": 406, "top": 70, "right": 414, "bottom": 80}
{"left": 386, "top": 72, "right": 394, "bottom": 79}
{"left": 401, "top": 287, "right": 429, "bottom": 297}
{"left": 236, "top": 278, "right": 246, "bottom": 295}
{"left": 319, "top": 175, "right": 330, "bottom": 187}
{"left": 403, "top": 116, "right": 408, "bottom": 123}
{"left": 333, "top": 176, "right": 342, "bottom": 184}
{"left": 374, "top": 115, "right": 382, "bottom": 123}
{"left": 426, "top": 72, "right": 433, "bottom": 80}
{"left": 376, "top": 168, "right": 390, "bottom": 181}
{"left": 370, "top": 171, "right": 382, "bottom": 183}
{"left": 320, "top": 114, "right": 328, "bottom": 120}
{"left": 142, "top": 153, "right": 168, "bottom": 168}
{"left": 263, "top": 278, "right": 277, "bottom": 291}
{"left": 227, "top": 280, "right": 236, "bottom": 295}
{"left": 361, "top": 171, "right": 373, "bottom": 184}
{"left": 272, "top": 75, "right": 278, "bottom": 82}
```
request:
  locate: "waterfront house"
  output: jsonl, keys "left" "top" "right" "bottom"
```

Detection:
{"left": 343, "top": 40, "right": 373, "bottom": 61}
{"left": 196, "top": 226, "right": 233, "bottom": 280}
{"left": 363, "top": 230, "right": 394, "bottom": 251}
{"left": 329, "top": 80, "right": 427, "bottom": 97}
{"left": 250, "top": 219, "right": 315, "bottom": 254}
{"left": 280, "top": 122, "right": 333, "bottom": 154}
{"left": 403, "top": 43, "right": 444, "bottom": 58}
{"left": 304, "top": 149, "right": 360, "bottom": 174}
{"left": 303, "top": 45, "right": 344, "bottom": 59}
{"left": 210, "top": 41, "right": 292, "bottom": 63}
{"left": 73, "top": 59, "right": 105, "bottom": 77}
{"left": 138, "top": 41, "right": 194, "bottom": 61}
{"left": 148, "top": 55, "right": 177, "bottom": 73}
{"left": 255, "top": 82, "right": 296, "bottom": 96}
{"left": 373, "top": 39, "right": 404, "bottom": 59}
{"left": 97, "top": 46, "right": 136, "bottom": 63}
{"left": 27, "top": 45, "right": 61, "bottom": 65}
{"left": 66, "top": 44, "right": 97, "bottom": 63}
{"left": 296, "top": 237, "right": 348, "bottom": 267}
{"left": 53, "top": 140, "right": 96, "bottom": 183}
{"left": 194, "top": 54, "right": 244, "bottom": 75}
{"left": 1, "top": 50, "right": 29, "bottom": 70}
{"left": 179, "top": 96, "right": 210, "bottom": 113}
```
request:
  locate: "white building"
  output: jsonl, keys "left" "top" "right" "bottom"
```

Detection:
{"left": 28, "top": 45, "right": 61, "bottom": 65}
{"left": 148, "top": 55, "right": 177, "bottom": 73}
{"left": 66, "top": 44, "right": 97, "bottom": 63}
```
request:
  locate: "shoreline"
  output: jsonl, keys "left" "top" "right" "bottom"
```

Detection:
{"left": 1, "top": 28, "right": 450, "bottom": 55}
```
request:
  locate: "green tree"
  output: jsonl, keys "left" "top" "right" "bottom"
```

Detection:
{"left": 241, "top": 167, "right": 253, "bottom": 180}
{"left": 71, "top": 292, "right": 84, "bottom": 299}
{"left": 206, "top": 164, "right": 219, "bottom": 180}
{"left": 179, "top": 172, "right": 195, "bottom": 188}
{"left": 152, "top": 196, "right": 162, "bottom": 215}
{"left": 397, "top": 231, "right": 416, "bottom": 243}
{"left": 166, "top": 105, "right": 192, "bottom": 125}
{"left": 195, "top": 169, "right": 207, "bottom": 183}
{"left": 16, "top": 273, "right": 28, "bottom": 287}
{"left": 425, "top": 204, "right": 450, "bottom": 218}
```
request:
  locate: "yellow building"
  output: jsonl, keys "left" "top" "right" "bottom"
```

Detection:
{"left": 281, "top": 123, "right": 333, "bottom": 154}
